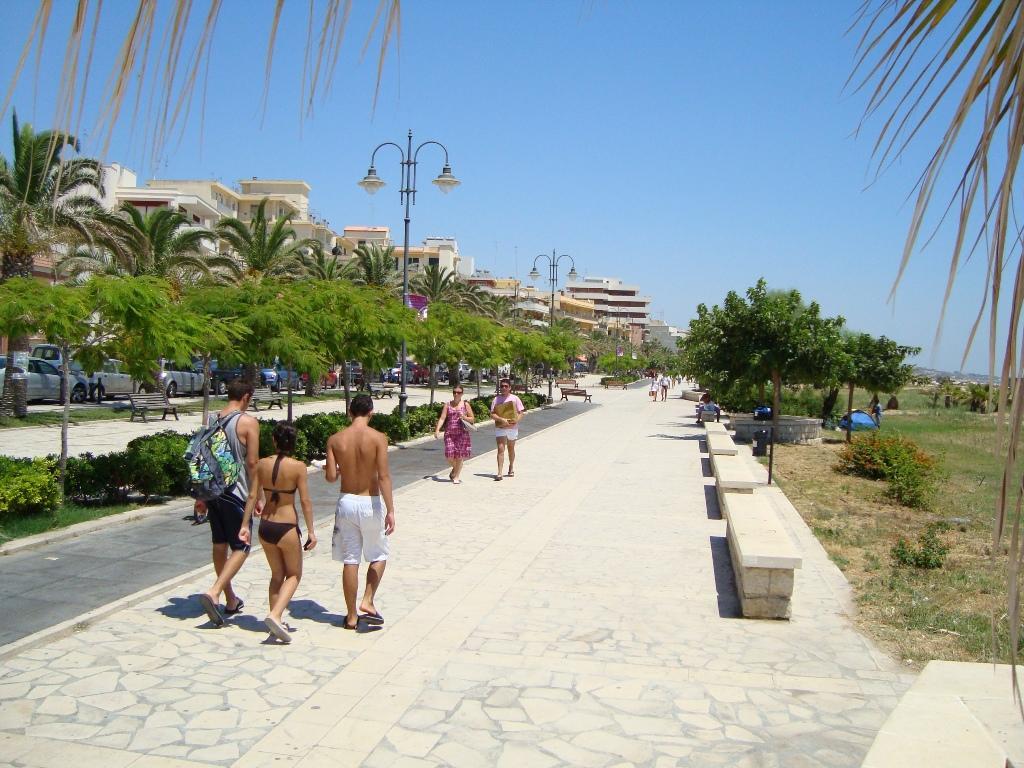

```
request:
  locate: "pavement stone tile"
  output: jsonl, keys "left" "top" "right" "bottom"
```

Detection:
{"left": 0, "top": 386, "right": 912, "bottom": 766}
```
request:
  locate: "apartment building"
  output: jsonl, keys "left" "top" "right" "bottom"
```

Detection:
{"left": 564, "top": 276, "right": 651, "bottom": 341}
{"left": 345, "top": 229, "right": 471, "bottom": 276}
{"left": 466, "top": 272, "right": 598, "bottom": 331}
{"left": 647, "top": 318, "right": 687, "bottom": 349}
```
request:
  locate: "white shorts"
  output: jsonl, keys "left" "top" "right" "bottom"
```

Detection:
{"left": 332, "top": 494, "right": 389, "bottom": 565}
{"left": 494, "top": 427, "right": 519, "bottom": 440}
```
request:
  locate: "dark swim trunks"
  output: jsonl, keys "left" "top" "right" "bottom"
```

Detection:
{"left": 207, "top": 494, "right": 251, "bottom": 552}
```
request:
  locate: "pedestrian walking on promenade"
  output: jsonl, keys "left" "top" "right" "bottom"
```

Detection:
{"left": 649, "top": 372, "right": 660, "bottom": 402}
{"left": 238, "top": 422, "right": 317, "bottom": 644}
{"left": 659, "top": 372, "right": 671, "bottom": 401}
{"left": 325, "top": 394, "right": 396, "bottom": 630}
{"left": 433, "top": 384, "right": 475, "bottom": 484}
{"left": 490, "top": 378, "right": 525, "bottom": 480}
{"left": 196, "top": 379, "right": 260, "bottom": 627}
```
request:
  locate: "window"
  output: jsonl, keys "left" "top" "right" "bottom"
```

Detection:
{"left": 103, "top": 360, "right": 119, "bottom": 374}
{"left": 428, "top": 257, "right": 439, "bottom": 266}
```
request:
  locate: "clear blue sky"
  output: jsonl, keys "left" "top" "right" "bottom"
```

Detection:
{"left": 0, "top": 1, "right": 996, "bottom": 373}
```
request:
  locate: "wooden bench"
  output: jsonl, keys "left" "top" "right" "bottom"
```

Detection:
{"left": 128, "top": 392, "right": 178, "bottom": 422}
{"left": 250, "top": 386, "right": 283, "bottom": 411}
{"left": 602, "top": 379, "right": 627, "bottom": 389}
{"left": 555, "top": 379, "right": 578, "bottom": 388}
{"left": 511, "top": 383, "right": 530, "bottom": 394}
{"left": 559, "top": 387, "right": 592, "bottom": 403}
{"left": 368, "top": 383, "right": 395, "bottom": 399}
{"left": 719, "top": 487, "right": 802, "bottom": 619}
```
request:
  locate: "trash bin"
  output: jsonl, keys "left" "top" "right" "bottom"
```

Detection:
{"left": 752, "top": 429, "right": 768, "bottom": 457}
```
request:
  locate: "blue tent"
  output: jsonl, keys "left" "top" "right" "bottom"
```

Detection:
{"left": 838, "top": 409, "right": 878, "bottom": 431}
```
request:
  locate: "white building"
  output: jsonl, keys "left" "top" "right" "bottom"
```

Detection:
{"left": 564, "top": 275, "right": 652, "bottom": 342}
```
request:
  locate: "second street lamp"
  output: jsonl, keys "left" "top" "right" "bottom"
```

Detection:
{"left": 529, "top": 249, "right": 578, "bottom": 402}
{"left": 358, "top": 129, "right": 459, "bottom": 418}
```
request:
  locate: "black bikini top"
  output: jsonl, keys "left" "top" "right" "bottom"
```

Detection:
{"left": 266, "top": 454, "right": 298, "bottom": 503}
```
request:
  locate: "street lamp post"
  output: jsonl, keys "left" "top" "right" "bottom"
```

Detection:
{"left": 358, "top": 130, "right": 459, "bottom": 418}
{"left": 529, "top": 249, "right": 578, "bottom": 402}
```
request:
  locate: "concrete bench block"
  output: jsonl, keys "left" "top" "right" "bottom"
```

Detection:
{"left": 710, "top": 451, "right": 766, "bottom": 491}
{"left": 706, "top": 431, "right": 738, "bottom": 456}
{"left": 704, "top": 422, "right": 728, "bottom": 434}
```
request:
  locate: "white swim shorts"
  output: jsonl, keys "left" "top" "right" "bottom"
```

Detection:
{"left": 332, "top": 494, "right": 389, "bottom": 565}
{"left": 494, "top": 427, "right": 519, "bottom": 440}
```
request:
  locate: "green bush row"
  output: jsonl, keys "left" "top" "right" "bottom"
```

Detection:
{"left": 835, "top": 432, "right": 938, "bottom": 508}
{"left": 0, "top": 391, "right": 552, "bottom": 517}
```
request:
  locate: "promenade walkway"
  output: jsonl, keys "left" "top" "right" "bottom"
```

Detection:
{"left": 0, "top": 387, "right": 912, "bottom": 767}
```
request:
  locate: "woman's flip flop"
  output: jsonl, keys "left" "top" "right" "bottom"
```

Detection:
{"left": 264, "top": 616, "right": 292, "bottom": 643}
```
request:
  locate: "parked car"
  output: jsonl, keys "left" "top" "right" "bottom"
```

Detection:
{"left": 0, "top": 357, "right": 90, "bottom": 403}
{"left": 88, "top": 358, "right": 136, "bottom": 401}
{"left": 157, "top": 358, "right": 204, "bottom": 397}
{"left": 208, "top": 360, "right": 244, "bottom": 395}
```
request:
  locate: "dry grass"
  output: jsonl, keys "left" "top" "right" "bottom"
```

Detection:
{"left": 771, "top": 413, "right": 1019, "bottom": 668}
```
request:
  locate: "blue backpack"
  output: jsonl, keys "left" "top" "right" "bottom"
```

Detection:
{"left": 183, "top": 412, "right": 243, "bottom": 500}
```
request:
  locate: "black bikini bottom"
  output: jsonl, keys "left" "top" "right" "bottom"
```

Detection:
{"left": 259, "top": 519, "right": 299, "bottom": 546}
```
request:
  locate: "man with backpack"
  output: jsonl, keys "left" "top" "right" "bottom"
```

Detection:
{"left": 192, "top": 379, "right": 260, "bottom": 626}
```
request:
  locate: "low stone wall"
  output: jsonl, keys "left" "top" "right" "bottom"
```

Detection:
{"left": 731, "top": 415, "right": 821, "bottom": 444}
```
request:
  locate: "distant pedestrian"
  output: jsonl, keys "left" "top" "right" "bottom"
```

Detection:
{"left": 649, "top": 372, "right": 659, "bottom": 402}
{"left": 491, "top": 379, "right": 525, "bottom": 480}
{"left": 238, "top": 422, "right": 317, "bottom": 644}
{"left": 197, "top": 379, "right": 260, "bottom": 627}
{"left": 659, "top": 373, "right": 671, "bottom": 401}
{"left": 434, "top": 385, "right": 475, "bottom": 484}
{"left": 872, "top": 402, "right": 882, "bottom": 425}
{"left": 325, "top": 394, "right": 395, "bottom": 630}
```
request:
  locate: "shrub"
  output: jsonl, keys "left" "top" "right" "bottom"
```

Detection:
{"left": 295, "top": 412, "right": 350, "bottom": 459}
{"left": 891, "top": 523, "right": 950, "bottom": 569}
{"left": 64, "top": 454, "right": 104, "bottom": 501}
{"left": 0, "top": 457, "right": 61, "bottom": 519}
{"left": 835, "top": 432, "right": 937, "bottom": 508}
{"left": 405, "top": 403, "right": 443, "bottom": 437}
{"left": 259, "top": 420, "right": 311, "bottom": 463}
{"left": 468, "top": 397, "right": 492, "bottom": 421}
{"left": 370, "top": 412, "right": 411, "bottom": 444}
{"left": 124, "top": 431, "right": 190, "bottom": 498}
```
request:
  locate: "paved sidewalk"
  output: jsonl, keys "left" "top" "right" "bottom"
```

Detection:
{"left": 0, "top": 388, "right": 912, "bottom": 767}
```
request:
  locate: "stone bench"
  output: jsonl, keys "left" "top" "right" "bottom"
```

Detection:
{"left": 706, "top": 430, "right": 738, "bottom": 456}
{"left": 861, "top": 660, "right": 1022, "bottom": 767}
{"left": 704, "top": 421, "right": 728, "bottom": 434}
{"left": 710, "top": 450, "right": 766, "bottom": 493}
{"left": 719, "top": 488, "right": 802, "bottom": 619}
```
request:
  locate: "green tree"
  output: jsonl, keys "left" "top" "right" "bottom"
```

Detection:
{"left": 680, "top": 280, "right": 845, "bottom": 425}
{"left": 0, "top": 113, "right": 106, "bottom": 416}
{"left": 350, "top": 242, "right": 401, "bottom": 294}
{"left": 408, "top": 303, "right": 473, "bottom": 404}
{"left": 59, "top": 204, "right": 229, "bottom": 291}
{"left": 216, "top": 198, "right": 318, "bottom": 283}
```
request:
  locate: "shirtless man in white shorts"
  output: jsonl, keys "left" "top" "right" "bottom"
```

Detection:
{"left": 325, "top": 394, "right": 396, "bottom": 630}
{"left": 490, "top": 379, "right": 526, "bottom": 480}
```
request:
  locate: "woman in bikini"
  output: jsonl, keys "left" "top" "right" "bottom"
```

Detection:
{"left": 238, "top": 422, "right": 316, "bottom": 643}
{"left": 433, "top": 384, "right": 475, "bottom": 484}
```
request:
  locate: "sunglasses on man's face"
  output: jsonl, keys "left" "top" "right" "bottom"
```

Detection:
{"left": 454, "top": 390, "right": 463, "bottom": 394}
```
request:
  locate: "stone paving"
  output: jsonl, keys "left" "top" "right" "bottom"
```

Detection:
{"left": 0, "top": 386, "right": 914, "bottom": 767}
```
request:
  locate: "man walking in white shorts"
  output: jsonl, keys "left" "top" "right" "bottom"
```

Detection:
{"left": 490, "top": 379, "right": 526, "bottom": 480}
{"left": 325, "top": 394, "right": 396, "bottom": 630}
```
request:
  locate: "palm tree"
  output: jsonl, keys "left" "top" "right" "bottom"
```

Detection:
{"left": 0, "top": 112, "right": 105, "bottom": 416}
{"left": 410, "top": 263, "right": 460, "bottom": 304}
{"left": 215, "top": 197, "right": 318, "bottom": 284}
{"left": 478, "top": 292, "right": 515, "bottom": 326}
{"left": 59, "top": 204, "right": 228, "bottom": 291}
{"left": 854, "top": 0, "right": 1024, "bottom": 686}
{"left": 350, "top": 242, "right": 401, "bottom": 293}
{"left": 302, "top": 248, "right": 354, "bottom": 282}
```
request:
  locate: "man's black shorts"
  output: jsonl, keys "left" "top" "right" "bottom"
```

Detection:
{"left": 207, "top": 494, "right": 251, "bottom": 552}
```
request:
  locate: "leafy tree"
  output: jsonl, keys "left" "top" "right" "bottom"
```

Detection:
{"left": 830, "top": 333, "right": 918, "bottom": 441}
{"left": 0, "top": 276, "right": 235, "bottom": 490}
{"left": 59, "top": 204, "right": 232, "bottom": 292}
{"left": 680, "top": 280, "right": 845, "bottom": 424}
{"left": 350, "top": 242, "right": 400, "bottom": 294}
{"left": 216, "top": 198, "right": 318, "bottom": 283}
{"left": 0, "top": 113, "right": 106, "bottom": 416}
{"left": 408, "top": 303, "right": 474, "bottom": 404}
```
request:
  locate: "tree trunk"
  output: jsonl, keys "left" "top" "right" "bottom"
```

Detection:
{"left": 429, "top": 368, "right": 436, "bottom": 405}
{"left": 1, "top": 336, "right": 30, "bottom": 418}
{"left": 821, "top": 387, "right": 839, "bottom": 424}
{"left": 342, "top": 365, "right": 351, "bottom": 413}
{"left": 758, "top": 380, "right": 766, "bottom": 405}
{"left": 846, "top": 381, "right": 855, "bottom": 443}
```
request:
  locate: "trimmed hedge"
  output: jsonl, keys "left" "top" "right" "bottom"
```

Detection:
{"left": 4, "top": 392, "right": 552, "bottom": 517}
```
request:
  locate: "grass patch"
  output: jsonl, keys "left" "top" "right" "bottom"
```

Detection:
{"left": 771, "top": 398, "right": 1022, "bottom": 667}
{"left": 0, "top": 501, "right": 141, "bottom": 543}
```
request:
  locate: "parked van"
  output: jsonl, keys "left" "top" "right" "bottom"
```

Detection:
{"left": 157, "top": 358, "right": 204, "bottom": 397}
{"left": 30, "top": 344, "right": 136, "bottom": 402}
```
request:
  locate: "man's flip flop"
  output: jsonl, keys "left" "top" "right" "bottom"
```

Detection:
{"left": 494, "top": 475, "right": 503, "bottom": 481}
{"left": 359, "top": 610, "right": 384, "bottom": 625}
{"left": 264, "top": 616, "right": 292, "bottom": 643}
{"left": 198, "top": 594, "right": 224, "bottom": 627}
{"left": 224, "top": 599, "right": 244, "bottom": 616}
{"left": 342, "top": 618, "right": 359, "bottom": 630}
{"left": 506, "top": 470, "right": 514, "bottom": 477}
